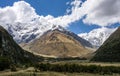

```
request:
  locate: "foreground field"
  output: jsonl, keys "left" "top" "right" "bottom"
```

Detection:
{"left": 0, "top": 71, "right": 120, "bottom": 76}
{"left": 0, "top": 62, "right": 120, "bottom": 76}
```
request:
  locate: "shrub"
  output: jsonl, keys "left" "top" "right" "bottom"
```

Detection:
{"left": 35, "top": 63, "right": 120, "bottom": 74}
{"left": 0, "top": 56, "right": 11, "bottom": 71}
{"left": 10, "top": 64, "right": 17, "bottom": 71}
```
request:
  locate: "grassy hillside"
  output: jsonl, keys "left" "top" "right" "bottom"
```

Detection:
{"left": 0, "top": 26, "right": 43, "bottom": 70}
{"left": 91, "top": 27, "right": 120, "bottom": 62}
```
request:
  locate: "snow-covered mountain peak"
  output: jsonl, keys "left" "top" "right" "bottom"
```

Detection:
{"left": 78, "top": 27, "right": 117, "bottom": 48}
{"left": 51, "top": 25, "right": 67, "bottom": 31}
{"left": 0, "top": 16, "right": 70, "bottom": 43}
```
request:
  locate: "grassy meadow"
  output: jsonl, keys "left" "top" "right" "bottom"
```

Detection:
{"left": 0, "top": 62, "right": 120, "bottom": 76}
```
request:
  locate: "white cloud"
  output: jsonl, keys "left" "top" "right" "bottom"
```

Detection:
{"left": 82, "top": 0, "right": 120, "bottom": 26}
{"left": 0, "top": 0, "right": 84, "bottom": 28}
{"left": 13, "top": 1, "right": 38, "bottom": 23}
{"left": 0, "top": 1, "right": 38, "bottom": 24}
{"left": 0, "top": 7, "right": 16, "bottom": 23}
{"left": 46, "top": 0, "right": 83, "bottom": 27}
{"left": 56, "top": 0, "right": 120, "bottom": 27}
{"left": 0, "top": 0, "right": 120, "bottom": 28}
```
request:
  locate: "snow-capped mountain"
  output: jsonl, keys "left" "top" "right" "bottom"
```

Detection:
{"left": 0, "top": 17, "right": 93, "bottom": 48}
{"left": 1, "top": 16, "right": 117, "bottom": 48}
{"left": 0, "top": 17, "right": 56, "bottom": 43}
{"left": 78, "top": 27, "right": 117, "bottom": 48}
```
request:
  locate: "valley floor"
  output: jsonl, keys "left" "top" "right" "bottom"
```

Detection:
{"left": 0, "top": 71, "right": 120, "bottom": 76}
{"left": 52, "top": 61, "right": 120, "bottom": 66}
{"left": 0, "top": 62, "right": 120, "bottom": 76}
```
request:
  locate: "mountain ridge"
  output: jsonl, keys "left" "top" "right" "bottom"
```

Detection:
{"left": 22, "top": 28, "right": 93, "bottom": 58}
{"left": 1, "top": 22, "right": 93, "bottom": 48}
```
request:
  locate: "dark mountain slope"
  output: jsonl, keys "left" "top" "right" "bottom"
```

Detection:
{"left": 91, "top": 27, "right": 120, "bottom": 62}
{"left": 0, "top": 26, "right": 40, "bottom": 65}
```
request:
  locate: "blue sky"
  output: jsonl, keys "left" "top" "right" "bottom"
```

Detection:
{"left": 0, "top": 0, "right": 71, "bottom": 17}
{"left": 0, "top": 0, "right": 119, "bottom": 34}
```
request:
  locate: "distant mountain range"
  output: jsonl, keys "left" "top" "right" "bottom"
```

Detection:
{"left": 1, "top": 24, "right": 120, "bottom": 62}
{"left": 1, "top": 20, "right": 116, "bottom": 48}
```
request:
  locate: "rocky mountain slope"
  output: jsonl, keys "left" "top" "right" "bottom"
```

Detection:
{"left": 0, "top": 26, "right": 40, "bottom": 65}
{"left": 22, "top": 27, "right": 93, "bottom": 58}
{"left": 91, "top": 27, "right": 120, "bottom": 62}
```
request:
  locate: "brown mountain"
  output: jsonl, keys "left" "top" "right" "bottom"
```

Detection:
{"left": 23, "top": 28, "right": 93, "bottom": 58}
{"left": 91, "top": 27, "right": 120, "bottom": 62}
{"left": 0, "top": 26, "right": 40, "bottom": 65}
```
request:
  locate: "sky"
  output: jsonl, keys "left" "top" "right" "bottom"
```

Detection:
{"left": 0, "top": 0, "right": 120, "bottom": 34}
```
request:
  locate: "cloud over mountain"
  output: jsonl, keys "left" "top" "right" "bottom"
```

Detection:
{"left": 0, "top": 1, "right": 38, "bottom": 24}
{"left": 0, "top": 0, "right": 83, "bottom": 28}
{"left": 1, "top": 0, "right": 120, "bottom": 27}
{"left": 0, "top": 0, "right": 119, "bottom": 44}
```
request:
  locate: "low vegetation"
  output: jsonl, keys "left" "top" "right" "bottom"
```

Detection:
{"left": 0, "top": 56, "right": 11, "bottom": 71}
{"left": 35, "top": 63, "right": 120, "bottom": 75}
{"left": 1, "top": 72, "right": 119, "bottom": 76}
